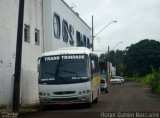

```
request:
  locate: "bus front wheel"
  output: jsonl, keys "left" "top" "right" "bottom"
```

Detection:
{"left": 86, "top": 102, "right": 92, "bottom": 108}
{"left": 93, "top": 97, "right": 98, "bottom": 104}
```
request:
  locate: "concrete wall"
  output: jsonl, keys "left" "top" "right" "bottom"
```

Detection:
{"left": 0, "top": 0, "right": 19, "bottom": 106}
{"left": 20, "top": 0, "right": 43, "bottom": 106}
{"left": 0, "top": 0, "right": 43, "bottom": 107}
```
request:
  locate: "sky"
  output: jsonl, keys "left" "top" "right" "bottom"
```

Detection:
{"left": 64, "top": 0, "right": 160, "bottom": 54}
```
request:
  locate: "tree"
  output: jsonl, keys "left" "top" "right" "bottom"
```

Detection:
{"left": 124, "top": 39, "right": 160, "bottom": 77}
{"left": 99, "top": 53, "right": 106, "bottom": 62}
{"left": 105, "top": 50, "right": 125, "bottom": 76}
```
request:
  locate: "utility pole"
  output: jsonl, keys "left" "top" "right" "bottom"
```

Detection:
{"left": 13, "top": 0, "right": 25, "bottom": 112}
{"left": 107, "top": 46, "right": 110, "bottom": 79}
{"left": 92, "top": 15, "right": 94, "bottom": 51}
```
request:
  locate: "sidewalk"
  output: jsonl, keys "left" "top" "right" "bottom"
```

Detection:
{"left": 0, "top": 108, "right": 17, "bottom": 118}
{"left": 0, "top": 112, "right": 18, "bottom": 118}
{"left": 0, "top": 106, "right": 39, "bottom": 118}
{"left": 0, "top": 103, "right": 41, "bottom": 118}
{"left": 0, "top": 107, "right": 12, "bottom": 113}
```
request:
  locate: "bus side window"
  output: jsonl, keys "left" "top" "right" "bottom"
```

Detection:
{"left": 91, "top": 54, "right": 100, "bottom": 75}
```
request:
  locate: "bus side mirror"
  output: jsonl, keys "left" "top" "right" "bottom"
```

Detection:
{"left": 37, "top": 58, "right": 40, "bottom": 72}
{"left": 37, "top": 64, "right": 40, "bottom": 72}
{"left": 91, "top": 60, "right": 95, "bottom": 70}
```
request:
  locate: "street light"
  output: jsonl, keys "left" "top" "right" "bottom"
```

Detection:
{"left": 91, "top": 16, "right": 117, "bottom": 51}
{"left": 107, "top": 41, "right": 123, "bottom": 64}
{"left": 94, "top": 20, "right": 117, "bottom": 38}
{"left": 112, "top": 41, "right": 123, "bottom": 50}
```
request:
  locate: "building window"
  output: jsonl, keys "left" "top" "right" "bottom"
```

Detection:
{"left": 69, "top": 24, "right": 74, "bottom": 36}
{"left": 76, "top": 31, "right": 84, "bottom": 46}
{"left": 24, "top": 25, "right": 30, "bottom": 43}
{"left": 69, "top": 24, "right": 74, "bottom": 45}
{"left": 53, "top": 13, "right": 60, "bottom": 39}
{"left": 62, "top": 20, "right": 68, "bottom": 43}
{"left": 87, "top": 38, "right": 90, "bottom": 49}
{"left": 35, "top": 29, "right": 40, "bottom": 45}
{"left": 83, "top": 35, "right": 86, "bottom": 47}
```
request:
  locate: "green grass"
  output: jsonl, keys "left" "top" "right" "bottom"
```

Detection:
{"left": 126, "top": 70, "right": 160, "bottom": 95}
{"left": 143, "top": 70, "right": 160, "bottom": 94}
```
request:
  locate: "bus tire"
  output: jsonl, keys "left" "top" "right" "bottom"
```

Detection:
{"left": 86, "top": 102, "right": 92, "bottom": 108}
{"left": 93, "top": 97, "right": 98, "bottom": 104}
{"left": 93, "top": 90, "right": 99, "bottom": 104}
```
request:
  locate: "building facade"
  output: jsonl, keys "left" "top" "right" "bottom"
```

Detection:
{"left": 43, "top": 0, "right": 91, "bottom": 52}
{"left": 0, "top": 0, "right": 91, "bottom": 107}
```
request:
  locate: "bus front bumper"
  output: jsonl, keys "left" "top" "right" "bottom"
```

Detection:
{"left": 39, "top": 94, "right": 91, "bottom": 105}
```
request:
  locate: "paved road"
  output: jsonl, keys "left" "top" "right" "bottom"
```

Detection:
{"left": 20, "top": 82, "right": 160, "bottom": 118}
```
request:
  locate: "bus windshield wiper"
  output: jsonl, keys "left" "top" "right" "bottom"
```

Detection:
{"left": 44, "top": 71, "right": 67, "bottom": 83}
{"left": 44, "top": 71, "right": 55, "bottom": 77}
{"left": 59, "top": 70, "right": 79, "bottom": 76}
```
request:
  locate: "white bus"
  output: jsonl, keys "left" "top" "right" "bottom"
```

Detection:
{"left": 38, "top": 47, "right": 101, "bottom": 107}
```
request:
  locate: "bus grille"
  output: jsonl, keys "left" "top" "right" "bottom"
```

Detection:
{"left": 51, "top": 97, "right": 78, "bottom": 102}
{"left": 53, "top": 91, "right": 76, "bottom": 95}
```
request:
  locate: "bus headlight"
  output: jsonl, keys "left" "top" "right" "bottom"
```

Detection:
{"left": 39, "top": 92, "right": 47, "bottom": 96}
{"left": 83, "top": 90, "right": 91, "bottom": 94}
{"left": 86, "top": 90, "right": 91, "bottom": 94}
{"left": 79, "top": 90, "right": 91, "bottom": 95}
{"left": 83, "top": 90, "right": 87, "bottom": 94}
{"left": 79, "top": 91, "right": 82, "bottom": 95}
{"left": 43, "top": 93, "right": 46, "bottom": 96}
{"left": 47, "top": 93, "right": 51, "bottom": 96}
{"left": 39, "top": 92, "right": 42, "bottom": 96}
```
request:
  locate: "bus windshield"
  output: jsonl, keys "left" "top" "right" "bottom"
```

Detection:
{"left": 39, "top": 54, "right": 90, "bottom": 84}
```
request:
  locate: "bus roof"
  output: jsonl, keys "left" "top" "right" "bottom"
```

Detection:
{"left": 41, "top": 47, "right": 96, "bottom": 57}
